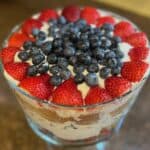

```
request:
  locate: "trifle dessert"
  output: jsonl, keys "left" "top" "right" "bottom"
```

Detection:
{"left": 0, "top": 5, "right": 150, "bottom": 146}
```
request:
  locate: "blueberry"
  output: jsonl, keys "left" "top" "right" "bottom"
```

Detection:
{"left": 50, "top": 76, "right": 62, "bottom": 86}
{"left": 114, "top": 49, "right": 124, "bottom": 58}
{"left": 75, "top": 19, "right": 87, "bottom": 29}
{"left": 60, "top": 69, "right": 71, "bottom": 80}
{"left": 91, "top": 58, "right": 98, "bottom": 64}
{"left": 105, "top": 51, "right": 116, "bottom": 59}
{"left": 69, "top": 56, "right": 77, "bottom": 65}
{"left": 74, "top": 73, "right": 84, "bottom": 84}
{"left": 90, "top": 40, "right": 101, "bottom": 48}
{"left": 37, "top": 31, "right": 46, "bottom": 41}
{"left": 57, "top": 57, "right": 68, "bottom": 68}
{"left": 58, "top": 16, "right": 67, "bottom": 25}
{"left": 78, "top": 53, "right": 92, "bottom": 65}
{"left": 48, "top": 27, "right": 57, "bottom": 36}
{"left": 101, "top": 39, "right": 112, "bottom": 48}
{"left": 49, "top": 65, "right": 61, "bottom": 75}
{"left": 69, "top": 27, "right": 79, "bottom": 34}
{"left": 113, "top": 36, "right": 122, "bottom": 43}
{"left": 63, "top": 41, "right": 73, "bottom": 48}
{"left": 32, "top": 54, "right": 45, "bottom": 65}
{"left": 38, "top": 64, "right": 49, "bottom": 74}
{"left": 52, "top": 38, "right": 62, "bottom": 48}
{"left": 18, "top": 51, "right": 29, "bottom": 61}
{"left": 87, "top": 63, "right": 99, "bottom": 73}
{"left": 93, "top": 48, "right": 105, "bottom": 59}
{"left": 100, "top": 67, "right": 111, "bottom": 78}
{"left": 54, "top": 47, "right": 63, "bottom": 55}
{"left": 102, "top": 23, "right": 114, "bottom": 31}
{"left": 76, "top": 50, "right": 83, "bottom": 56}
{"left": 69, "top": 33, "right": 80, "bottom": 42}
{"left": 77, "top": 41, "right": 90, "bottom": 51}
{"left": 49, "top": 19, "right": 58, "bottom": 25}
{"left": 32, "top": 28, "right": 40, "bottom": 37}
{"left": 89, "top": 35, "right": 99, "bottom": 42}
{"left": 27, "top": 65, "right": 37, "bottom": 76}
{"left": 64, "top": 46, "right": 75, "bottom": 57}
{"left": 111, "top": 67, "right": 121, "bottom": 75}
{"left": 29, "top": 47, "right": 41, "bottom": 56}
{"left": 35, "top": 40, "right": 43, "bottom": 47}
{"left": 23, "top": 41, "right": 33, "bottom": 50}
{"left": 73, "top": 64, "right": 85, "bottom": 73}
{"left": 107, "top": 58, "right": 118, "bottom": 68}
{"left": 80, "top": 33, "right": 88, "bottom": 40}
{"left": 117, "top": 59, "right": 123, "bottom": 67}
{"left": 41, "top": 41, "right": 52, "bottom": 55}
{"left": 85, "top": 73, "right": 98, "bottom": 86}
{"left": 47, "top": 54, "right": 58, "bottom": 64}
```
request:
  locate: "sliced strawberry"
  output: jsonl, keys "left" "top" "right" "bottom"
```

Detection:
{"left": 52, "top": 78, "right": 83, "bottom": 106}
{"left": 105, "top": 77, "right": 131, "bottom": 98}
{"left": 21, "top": 18, "right": 42, "bottom": 35}
{"left": 80, "top": 6, "right": 100, "bottom": 24}
{"left": 129, "top": 47, "right": 149, "bottom": 61}
{"left": 114, "top": 21, "right": 135, "bottom": 39}
{"left": 0, "top": 47, "right": 20, "bottom": 64}
{"left": 4, "top": 62, "right": 29, "bottom": 81}
{"left": 8, "top": 32, "right": 34, "bottom": 47}
{"left": 96, "top": 16, "right": 115, "bottom": 27}
{"left": 125, "top": 32, "right": 147, "bottom": 47}
{"left": 121, "top": 61, "right": 149, "bottom": 82}
{"left": 38, "top": 9, "right": 58, "bottom": 22}
{"left": 62, "top": 5, "right": 81, "bottom": 22}
{"left": 85, "top": 86, "right": 112, "bottom": 105}
{"left": 19, "top": 74, "right": 53, "bottom": 99}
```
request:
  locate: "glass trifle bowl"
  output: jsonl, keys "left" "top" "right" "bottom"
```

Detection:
{"left": 0, "top": 5, "right": 150, "bottom": 150}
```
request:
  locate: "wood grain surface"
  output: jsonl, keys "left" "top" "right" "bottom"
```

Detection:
{"left": 0, "top": 0, "right": 150, "bottom": 150}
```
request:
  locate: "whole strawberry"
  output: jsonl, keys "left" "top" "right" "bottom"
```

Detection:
{"left": 128, "top": 47, "right": 149, "bottom": 61}
{"left": 19, "top": 74, "right": 53, "bottom": 99}
{"left": 0, "top": 47, "right": 20, "bottom": 64}
{"left": 52, "top": 78, "right": 83, "bottom": 106}
{"left": 80, "top": 6, "right": 100, "bottom": 24}
{"left": 85, "top": 86, "right": 112, "bottom": 105}
{"left": 105, "top": 76, "right": 131, "bottom": 98}
{"left": 4, "top": 62, "right": 29, "bottom": 81}
{"left": 62, "top": 5, "right": 81, "bottom": 22}
{"left": 121, "top": 61, "right": 149, "bottom": 82}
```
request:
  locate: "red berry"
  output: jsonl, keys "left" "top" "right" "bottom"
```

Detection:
{"left": 121, "top": 61, "right": 149, "bottom": 82}
{"left": 8, "top": 32, "right": 34, "bottom": 47}
{"left": 105, "top": 77, "right": 131, "bottom": 98}
{"left": 114, "top": 21, "right": 135, "bottom": 39}
{"left": 4, "top": 62, "right": 29, "bottom": 81}
{"left": 0, "top": 47, "right": 20, "bottom": 64}
{"left": 62, "top": 5, "right": 81, "bottom": 22}
{"left": 125, "top": 32, "right": 147, "bottom": 47}
{"left": 96, "top": 16, "right": 115, "bottom": 27}
{"left": 21, "top": 19, "right": 42, "bottom": 35}
{"left": 19, "top": 74, "right": 53, "bottom": 99}
{"left": 129, "top": 47, "right": 149, "bottom": 61}
{"left": 80, "top": 6, "right": 100, "bottom": 24}
{"left": 85, "top": 86, "right": 112, "bottom": 105}
{"left": 38, "top": 9, "right": 58, "bottom": 22}
{"left": 52, "top": 78, "right": 83, "bottom": 106}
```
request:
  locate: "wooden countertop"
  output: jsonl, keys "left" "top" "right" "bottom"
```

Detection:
{"left": 0, "top": 0, "right": 150, "bottom": 150}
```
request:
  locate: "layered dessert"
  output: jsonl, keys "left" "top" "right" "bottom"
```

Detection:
{"left": 0, "top": 5, "right": 149, "bottom": 145}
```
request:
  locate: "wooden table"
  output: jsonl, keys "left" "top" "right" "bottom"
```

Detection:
{"left": 0, "top": 0, "right": 150, "bottom": 150}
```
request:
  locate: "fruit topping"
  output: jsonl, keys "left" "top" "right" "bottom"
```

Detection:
{"left": 105, "top": 76, "right": 131, "bottom": 98}
{"left": 8, "top": 32, "right": 34, "bottom": 47}
{"left": 0, "top": 47, "right": 20, "bottom": 64}
{"left": 62, "top": 5, "right": 81, "bottom": 22}
{"left": 52, "top": 78, "right": 83, "bottom": 106}
{"left": 21, "top": 19, "right": 42, "bottom": 35}
{"left": 128, "top": 47, "right": 149, "bottom": 61}
{"left": 121, "top": 61, "right": 149, "bottom": 82}
{"left": 125, "top": 32, "right": 147, "bottom": 47}
{"left": 19, "top": 74, "right": 53, "bottom": 99}
{"left": 97, "top": 16, "right": 115, "bottom": 27}
{"left": 38, "top": 9, "right": 58, "bottom": 22}
{"left": 80, "top": 6, "right": 100, "bottom": 24}
{"left": 114, "top": 21, "right": 135, "bottom": 39}
{"left": 85, "top": 86, "right": 112, "bottom": 105}
{"left": 4, "top": 62, "right": 29, "bottom": 80}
